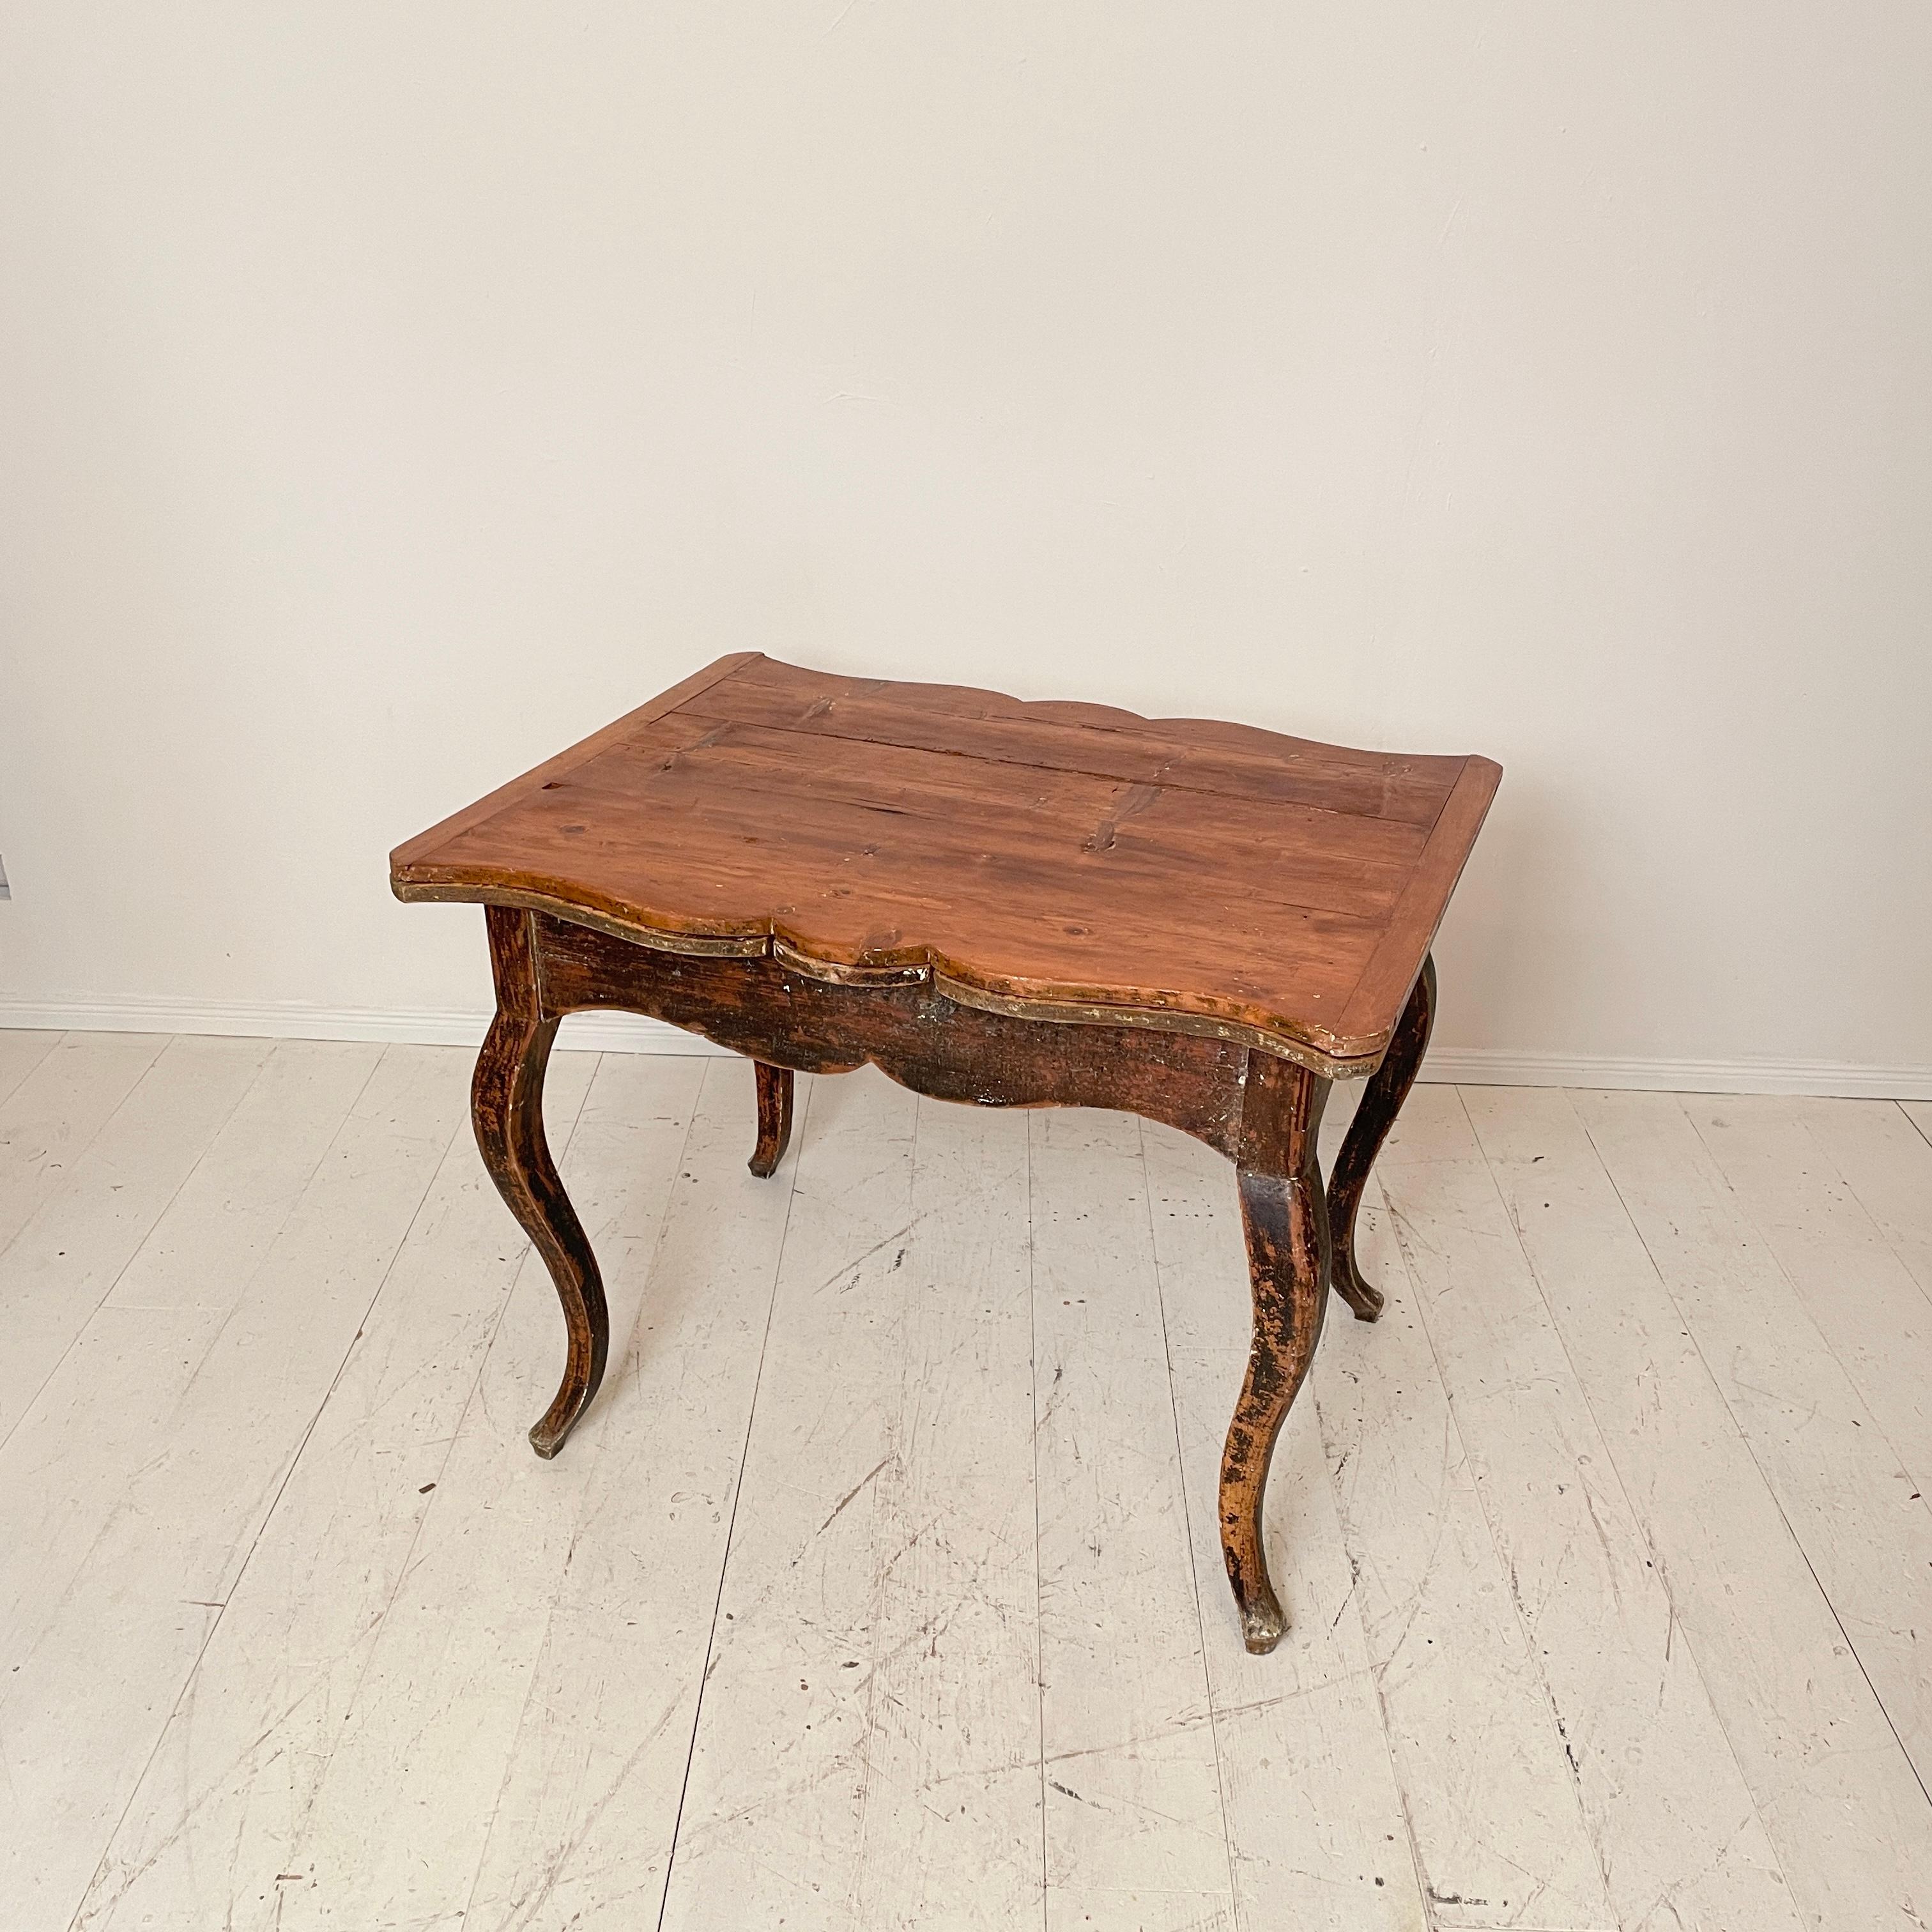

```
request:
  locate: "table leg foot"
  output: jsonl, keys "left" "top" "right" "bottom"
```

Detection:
{"left": 477, "top": 908, "right": 609, "bottom": 1460}
{"left": 1327, "top": 954, "right": 1435, "bottom": 1322}
{"left": 1220, "top": 1062, "right": 1331, "bottom": 1653}
{"left": 750, "top": 1061, "right": 793, "bottom": 1177}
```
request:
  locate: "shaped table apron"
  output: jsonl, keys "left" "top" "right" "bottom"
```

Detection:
{"left": 464, "top": 901, "right": 1436, "bottom": 1655}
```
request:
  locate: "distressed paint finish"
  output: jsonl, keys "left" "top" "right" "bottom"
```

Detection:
{"left": 747, "top": 1061, "right": 792, "bottom": 1176}
{"left": 475, "top": 905, "right": 606, "bottom": 1459}
{"left": 1326, "top": 956, "right": 1434, "bottom": 1322}
{"left": 1222, "top": 1052, "right": 1332, "bottom": 1652}
{"left": 535, "top": 911, "right": 1253, "bottom": 1154}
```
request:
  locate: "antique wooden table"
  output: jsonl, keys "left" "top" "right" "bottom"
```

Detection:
{"left": 391, "top": 654, "right": 1501, "bottom": 1653}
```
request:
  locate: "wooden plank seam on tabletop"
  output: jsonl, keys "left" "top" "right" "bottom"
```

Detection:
{"left": 684, "top": 657, "right": 1467, "bottom": 815}
{"left": 390, "top": 657, "right": 1501, "bottom": 1072}
{"left": 388, "top": 653, "right": 760, "bottom": 870}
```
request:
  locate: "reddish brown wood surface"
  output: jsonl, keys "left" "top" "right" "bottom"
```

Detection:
{"left": 392, "top": 655, "right": 1499, "bottom": 1074}
{"left": 533, "top": 912, "right": 1254, "bottom": 1156}
{"left": 1329, "top": 956, "right": 1436, "bottom": 1321}
{"left": 472, "top": 905, "right": 607, "bottom": 1459}
{"left": 1221, "top": 1052, "right": 1332, "bottom": 1653}
{"left": 748, "top": 1061, "right": 793, "bottom": 1177}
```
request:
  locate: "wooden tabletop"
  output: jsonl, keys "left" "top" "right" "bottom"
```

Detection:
{"left": 392, "top": 654, "right": 1501, "bottom": 1076}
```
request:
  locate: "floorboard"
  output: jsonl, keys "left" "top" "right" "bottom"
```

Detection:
{"left": 657, "top": 1068, "right": 940, "bottom": 1931}
{"left": 1404, "top": 1087, "right": 1800, "bottom": 1932}
{"left": 0, "top": 1036, "right": 272, "bottom": 1450}
{"left": 1316, "top": 1126, "right": 1614, "bottom": 1931}
{"left": 1465, "top": 1084, "right": 1932, "bottom": 1930}
{"left": 1680, "top": 1096, "right": 1932, "bottom": 1502}
{"left": 73, "top": 1051, "right": 602, "bottom": 1932}
{"left": 0, "top": 1026, "right": 61, "bottom": 1109}
{"left": 270, "top": 1052, "right": 704, "bottom": 1932}
{"left": 0, "top": 1043, "right": 458, "bottom": 1931}
{"left": 1791, "top": 1095, "right": 1932, "bottom": 1315}
{"left": 1029, "top": 1108, "right": 1234, "bottom": 1932}
{"left": 1573, "top": 1088, "right": 1932, "bottom": 1793}
{"left": 462, "top": 1058, "right": 813, "bottom": 1931}
{"left": 3, "top": 1030, "right": 1927, "bottom": 1932}
{"left": 0, "top": 1032, "right": 169, "bottom": 1254}
{"left": 832, "top": 1096, "right": 1041, "bottom": 1932}
{"left": 1145, "top": 1119, "right": 1429, "bottom": 1932}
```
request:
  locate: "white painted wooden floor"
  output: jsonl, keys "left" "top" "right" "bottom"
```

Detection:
{"left": 3, "top": 1029, "right": 1929, "bottom": 1932}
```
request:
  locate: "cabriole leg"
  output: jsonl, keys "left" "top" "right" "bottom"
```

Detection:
{"left": 1327, "top": 954, "right": 1435, "bottom": 1321}
{"left": 749, "top": 1061, "right": 793, "bottom": 1177}
{"left": 1220, "top": 1054, "right": 1331, "bottom": 1654}
{"left": 474, "top": 906, "right": 608, "bottom": 1460}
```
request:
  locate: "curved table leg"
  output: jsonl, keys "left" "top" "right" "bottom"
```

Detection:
{"left": 749, "top": 1061, "right": 793, "bottom": 1177}
{"left": 1326, "top": 954, "right": 1435, "bottom": 1322}
{"left": 1220, "top": 1055, "right": 1331, "bottom": 1654}
{"left": 475, "top": 907, "right": 608, "bottom": 1460}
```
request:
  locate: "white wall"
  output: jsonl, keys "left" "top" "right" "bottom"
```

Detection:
{"left": 3, "top": 4, "right": 1928, "bottom": 1091}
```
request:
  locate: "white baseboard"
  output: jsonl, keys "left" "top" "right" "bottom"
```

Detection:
{"left": 1421, "top": 1046, "right": 1932, "bottom": 1100}
{"left": 0, "top": 997, "right": 728, "bottom": 1057}
{"left": 2, "top": 999, "right": 1929, "bottom": 1100}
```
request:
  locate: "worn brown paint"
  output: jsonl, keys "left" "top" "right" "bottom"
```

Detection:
{"left": 475, "top": 905, "right": 608, "bottom": 1460}
{"left": 394, "top": 658, "right": 1496, "bottom": 1650}
{"left": 749, "top": 1062, "right": 793, "bottom": 1178}
{"left": 1328, "top": 954, "right": 1436, "bottom": 1322}
{"left": 1222, "top": 1052, "right": 1333, "bottom": 1653}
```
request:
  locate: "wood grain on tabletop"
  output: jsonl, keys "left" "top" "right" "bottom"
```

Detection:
{"left": 392, "top": 654, "right": 1501, "bottom": 1070}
